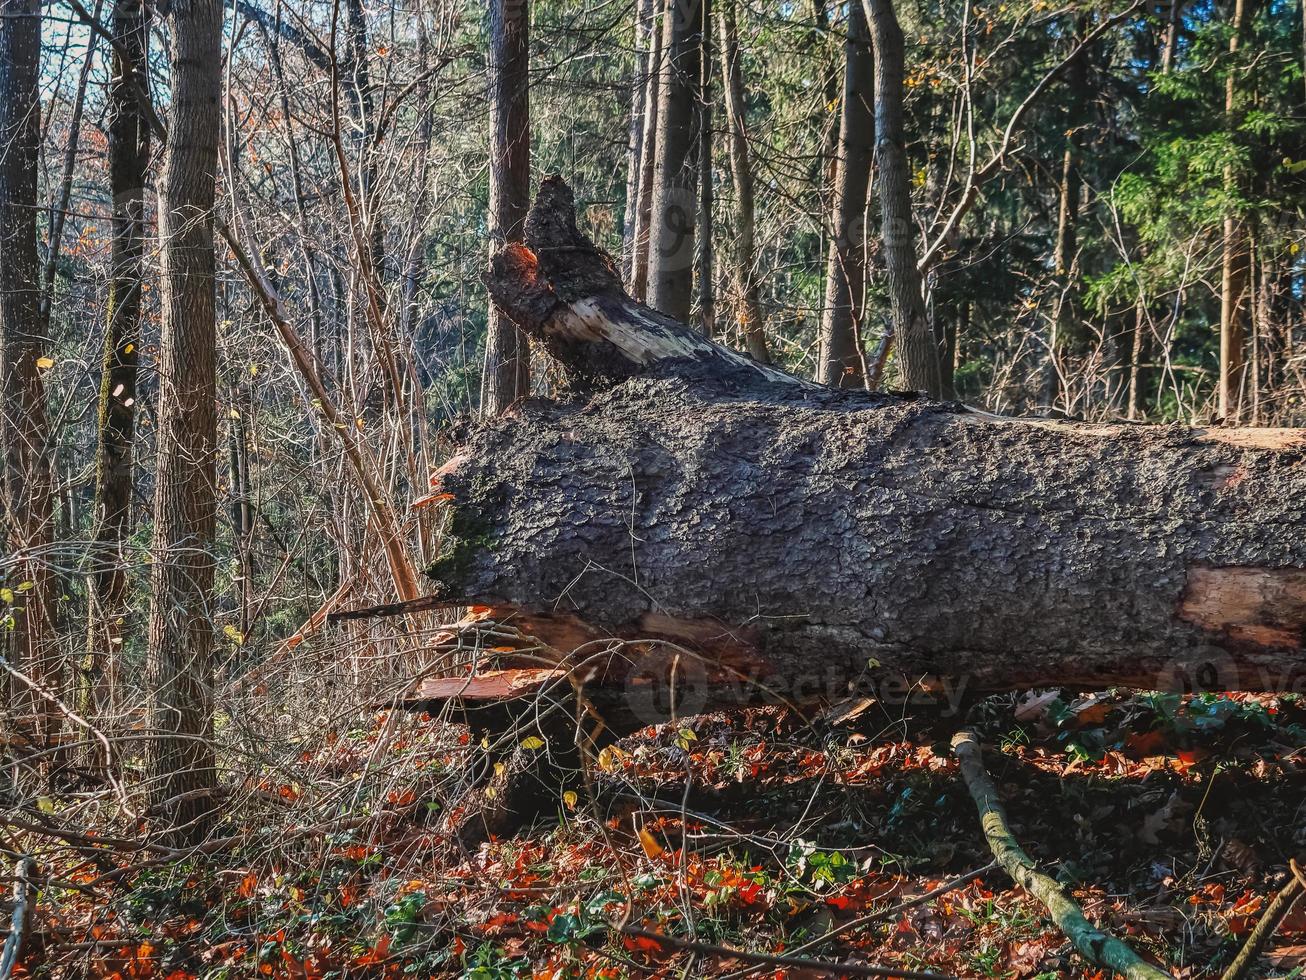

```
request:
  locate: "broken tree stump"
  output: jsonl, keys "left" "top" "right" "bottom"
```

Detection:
{"left": 389, "top": 176, "right": 1306, "bottom": 744}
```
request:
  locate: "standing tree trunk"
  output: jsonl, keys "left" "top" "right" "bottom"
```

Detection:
{"left": 862, "top": 0, "right": 944, "bottom": 398}
{"left": 0, "top": 0, "right": 61, "bottom": 766}
{"left": 647, "top": 0, "right": 705, "bottom": 321}
{"left": 1161, "top": 0, "right": 1183, "bottom": 72}
{"left": 816, "top": 1, "right": 874, "bottom": 388}
{"left": 481, "top": 0, "right": 531, "bottom": 415}
{"left": 694, "top": 0, "right": 713, "bottom": 335}
{"left": 1043, "top": 22, "right": 1086, "bottom": 409}
{"left": 809, "top": 1, "right": 843, "bottom": 219}
{"left": 41, "top": 11, "right": 99, "bottom": 331}
{"left": 622, "top": 0, "right": 655, "bottom": 281}
{"left": 1218, "top": 0, "right": 1251, "bottom": 422}
{"left": 717, "top": 0, "right": 769, "bottom": 362}
{"left": 629, "top": 6, "right": 663, "bottom": 300}
{"left": 147, "top": 0, "right": 223, "bottom": 846}
{"left": 344, "top": 0, "right": 383, "bottom": 286}
{"left": 86, "top": 0, "right": 151, "bottom": 727}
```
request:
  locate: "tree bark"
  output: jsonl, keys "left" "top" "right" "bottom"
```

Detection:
{"left": 343, "top": 0, "right": 383, "bottom": 285}
{"left": 862, "top": 0, "right": 944, "bottom": 398}
{"left": 717, "top": 0, "right": 769, "bottom": 362}
{"left": 694, "top": 0, "right": 714, "bottom": 336}
{"left": 147, "top": 0, "right": 223, "bottom": 846}
{"left": 817, "top": 1, "right": 874, "bottom": 388}
{"left": 415, "top": 178, "right": 1306, "bottom": 738}
{"left": 629, "top": 4, "right": 663, "bottom": 301}
{"left": 646, "top": 0, "right": 705, "bottom": 321}
{"left": 0, "top": 0, "right": 62, "bottom": 766}
{"left": 1161, "top": 0, "right": 1183, "bottom": 73}
{"left": 1219, "top": 0, "right": 1252, "bottom": 422}
{"left": 622, "top": 0, "right": 656, "bottom": 282}
{"left": 86, "top": 0, "right": 151, "bottom": 727}
{"left": 481, "top": 0, "right": 532, "bottom": 415}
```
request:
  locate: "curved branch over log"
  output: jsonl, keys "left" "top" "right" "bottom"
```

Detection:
{"left": 405, "top": 176, "right": 1306, "bottom": 737}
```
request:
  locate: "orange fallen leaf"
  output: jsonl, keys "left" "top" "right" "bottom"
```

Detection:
{"left": 636, "top": 825, "right": 664, "bottom": 860}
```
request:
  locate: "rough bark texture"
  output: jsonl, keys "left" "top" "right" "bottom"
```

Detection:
{"left": 863, "top": 0, "right": 943, "bottom": 398}
{"left": 646, "top": 0, "right": 704, "bottom": 321}
{"left": 482, "top": 0, "right": 532, "bottom": 415}
{"left": 1218, "top": 0, "right": 1253, "bottom": 422}
{"left": 440, "top": 178, "right": 1306, "bottom": 738}
{"left": 86, "top": 0, "right": 151, "bottom": 723}
{"left": 0, "top": 0, "right": 61, "bottom": 762}
{"left": 817, "top": 0, "right": 874, "bottom": 389}
{"left": 147, "top": 0, "right": 223, "bottom": 846}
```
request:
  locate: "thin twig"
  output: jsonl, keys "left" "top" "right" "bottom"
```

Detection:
{"left": 722, "top": 861, "right": 998, "bottom": 979}
{"left": 619, "top": 925, "right": 957, "bottom": 979}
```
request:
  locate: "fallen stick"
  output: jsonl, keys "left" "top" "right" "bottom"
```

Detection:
{"left": 950, "top": 731, "right": 1174, "bottom": 980}
{"left": 721, "top": 860, "right": 998, "bottom": 979}
{"left": 326, "top": 591, "right": 465, "bottom": 624}
{"left": 618, "top": 925, "right": 956, "bottom": 979}
{"left": 1219, "top": 858, "right": 1306, "bottom": 980}
{"left": 0, "top": 857, "right": 34, "bottom": 980}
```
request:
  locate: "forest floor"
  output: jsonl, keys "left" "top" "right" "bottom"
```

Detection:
{"left": 14, "top": 690, "right": 1306, "bottom": 979}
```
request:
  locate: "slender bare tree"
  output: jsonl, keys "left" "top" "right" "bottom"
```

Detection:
{"left": 694, "top": 0, "right": 713, "bottom": 335}
{"left": 146, "top": 0, "right": 224, "bottom": 845}
{"left": 623, "top": 0, "right": 656, "bottom": 281}
{"left": 1218, "top": 0, "right": 1253, "bottom": 421}
{"left": 863, "top": 0, "right": 943, "bottom": 397}
{"left": 86, "top": 0, "right": 152, "bottom": 724}
{"left": 0, "top": 0, "right": 61, "bottom": 766}
{"left": 817, "top": 1, "right": 874, "bottom": 387}
{"left": 482, "top": 0, "right": 531, "bottom": 415}
{"left": 717, "top": 0, "right": 769, "bottom": 362}
{"left": 647, "top": 0, "right": 706, "bottom": 321}
{"left": 630, "top": 4, "right": 664, "bottom": 300}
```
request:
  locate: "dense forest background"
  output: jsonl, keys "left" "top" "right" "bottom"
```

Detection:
{"left": 4, "top": 0, "right": 1300, "bottom": 650}
{"left": 3, "top": 0, "right": 1306, "bottom": 975}
{"left": 10, "top": 0, "right": 1306, "bottom": 660}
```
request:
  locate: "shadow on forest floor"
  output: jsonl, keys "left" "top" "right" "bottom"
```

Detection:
{"left": 14, "top": 691, "right": 1306, "bottom": 979}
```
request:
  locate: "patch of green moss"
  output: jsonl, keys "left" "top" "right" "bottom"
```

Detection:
{"left": 424, "top": 478, "right": 496, "bottom": 590}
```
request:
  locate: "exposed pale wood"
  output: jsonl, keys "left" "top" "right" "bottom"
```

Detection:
{"left": 413, "top": 668, "right": 567, "bottom": 703}
{"left": 1179, "top": 568, "right": 1306, "bottom": 650}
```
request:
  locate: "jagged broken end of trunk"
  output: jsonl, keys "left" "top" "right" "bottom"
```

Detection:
{"left": 485, "top": 174, "right": 818, "bottom": 393}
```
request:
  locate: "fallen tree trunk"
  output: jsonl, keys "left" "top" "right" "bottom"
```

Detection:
{"left": 401, "top": 176, "right": 1306, "bottom": 738}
